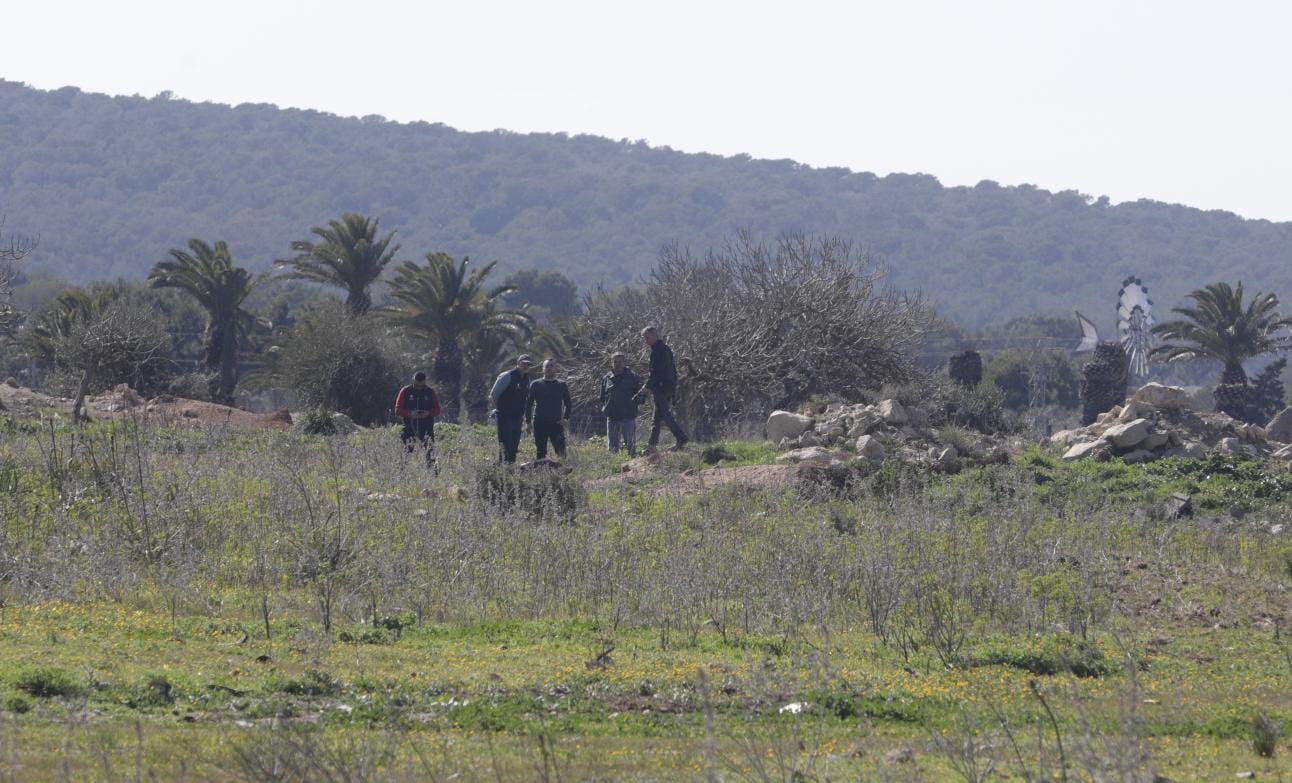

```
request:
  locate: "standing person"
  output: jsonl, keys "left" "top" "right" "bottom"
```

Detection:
{"left": 640, "top": 326, "right": 689, "bottom": 451}
{"left": 489, "top": 354, "right": 533, "bottom": 463}
{"left": 600, "top": 352, "right": 642, "bottom": 456}
{"left": 394, "top": 371, "right": 441, "bottom": 469}
{"left": 526, "top": 359, "right": 573, "bottom": 460}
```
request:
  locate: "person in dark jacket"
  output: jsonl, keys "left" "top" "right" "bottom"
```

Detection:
{"left": 394, "top": 371, "right": 441, "bottom": 469}
{"left": 600, "top": 352, "right": 642, "bottom": 456}
{"left": 489, "top": 354, "right": 533, "bottom": 463}
{"left": 640, "top": 326, "right": 689, "bottom": 451}
{"left": 525, "top": 359, "right": 573, "bottom": 460}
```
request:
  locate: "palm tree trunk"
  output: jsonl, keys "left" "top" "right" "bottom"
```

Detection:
{"left": 1221, "top": 360, "right": 1248, "bottom": 386}
{"left": 345, "top": 288, "right": 371, "bottom": 316}
{"left": 206, "top": 320, "right": 239, "bottom": 406}
{"left": 463, "top": 369, "right": 490, "bottom": 423}
{"left": 433, "top": 339, "right": 463, "bottom": 423}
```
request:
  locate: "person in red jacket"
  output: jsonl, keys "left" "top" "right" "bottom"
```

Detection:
{"left": 394, "top": 371, "right": 441, "bottom": 469}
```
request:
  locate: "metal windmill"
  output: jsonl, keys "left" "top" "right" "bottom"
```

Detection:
{"left": 1116, "top": 276, "right": 1154, "bottom": 378}
{"left": 1073, "top": 276, "right": 1155, "bottom": 378}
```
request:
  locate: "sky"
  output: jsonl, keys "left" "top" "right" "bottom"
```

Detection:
{"left": 5, "top": 0, "right": 1292, "bottom": 221}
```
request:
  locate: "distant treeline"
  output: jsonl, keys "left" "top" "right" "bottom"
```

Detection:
{"left": 3, "top": 80, "right": 1292, "bottom": 327}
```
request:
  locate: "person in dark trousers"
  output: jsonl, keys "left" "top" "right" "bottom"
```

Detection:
{"left": 489, "top": 354, "right": 533, "bottom": 463}
{"left": 394, "top": 371, "right": 441, "bottom": 469}
{"left": 640, "top": 326, "right": 688, "bottom": 451}
{"left": 526, "top": 359, "right": 573, "bottom": 460}
{"left": 600, "top": 352, "right": 642, "bottom": 456}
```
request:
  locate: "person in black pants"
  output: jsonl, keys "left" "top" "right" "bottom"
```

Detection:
{"left": 526, "top": 359, "right": 573, "bottom": 460}
{"left": 489, "top": 354, "right": 533, "bottom": 463}
{"left": 639, "top": 326, "right": 689, "bottom": 451}
{"left": 393, "top": 371, "right": 441, "bottom": 469}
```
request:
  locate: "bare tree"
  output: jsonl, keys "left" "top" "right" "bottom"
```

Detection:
{"left": 0, "top": 219, "right": 36, "bottom": 342}
{"left": 50, "top": 300, "right": 171, "bottom": 422}
{"left": 561, "top": 233, "right": 933, "bottom": 436}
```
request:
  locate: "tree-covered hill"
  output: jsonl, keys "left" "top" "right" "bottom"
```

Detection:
{"left": 2, "top": 79, "right": 1290, "bottom": 327}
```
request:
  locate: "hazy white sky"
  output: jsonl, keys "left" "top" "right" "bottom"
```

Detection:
{"left": 5, "top": 0, "right": 1291, "bottom": 220}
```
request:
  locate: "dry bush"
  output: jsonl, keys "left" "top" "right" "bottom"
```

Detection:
{"left": 561, "top": 233, "right": 933, "bottom": 437}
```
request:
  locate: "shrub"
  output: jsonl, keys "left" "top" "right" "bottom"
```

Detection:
{"left": 14, "top": 667, "right": 82, "bottom": 698}
{"left": 297, "top": 408, "right": 338, "bottom": 436}
{"left": 250, "top": 300, "right": 405, "bottom": 426}
{"left": 473, "top": 462, "right": 583, "bottom": 522}
{"left": 1254, "top": 713, "right": 1281, "bottom": 757}
{"left": 977, "top": 636, "right": 1109, "bottom": 678}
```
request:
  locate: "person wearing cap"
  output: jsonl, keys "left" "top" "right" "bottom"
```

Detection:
{"left": 394, "top": 370, "right": 441, "bottom": 469}
{"left": 639, "top": 326, "right": 689, "bottom": 451}
{"left": 526, "top": 359, "right": 573, "bottom": 460}
{"left": 600, "top": 352, "right": 642, "bottom": 456}
{"left": 489, "top": 354, "right": 534, "bottom": 463}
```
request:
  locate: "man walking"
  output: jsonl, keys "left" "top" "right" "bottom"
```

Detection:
{"left": 600, "top": 352, "right": 642, "bottom": 456}
{"left": 394, "top": 371, "right": 441, "bottom": 469}
{"left": 640, "top": 326, "right": 688, "bottom": 451}
{"left": 526, "top": 359, "right": 573, "bottom": 460}
{"left": 489, "top": 354, "right": 533, "bottom": 463}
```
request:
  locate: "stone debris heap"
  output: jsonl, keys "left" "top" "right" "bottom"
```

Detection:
{"left": 1053, "top": 382, "right": 1292, "bottom": 462}
{"left": 767, "top": 398, "right": 1012, "bottom": 473}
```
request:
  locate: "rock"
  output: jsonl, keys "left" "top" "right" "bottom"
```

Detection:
{"left": 1104, "top": 419, "right": 1152, "bottom": 449}
{"left": 766, "top": 410, "right": 814, "bottom": 444}
{"left": 934, "top": 446, "right": 960, "bottom": 471}
{"left": 1121, "top": 449, "right": 1155, "bottom": 464}
{"left": 855, "top": 435, "right": 886, "bottom": 462}
{"left": 1049, "top": 429, "right": 1084, "bottom": 446}
{"left": 850, "top": 412, "right": 883, "bottom": 436}
{"left": 1266, "top": 407, "right": 1292, "bottom": 442}
{"left": 1141, "top": 431, "right": 1169, "bottom": 451}
{"left": 1132, "top": 382, "right": 1198, "bottom": 411}
{"left": 1118, "top": 399, "right": 1155, "bottom": 422}
{"left": 776, "top": 446, "right": 836, "bottom": 466}
{"left": 1248, "top": 425, "right": 1266, "bottom": 442}
{"left": 777, "top": 436, "right": 798, "bottom": 451}
{"left": 798, "top": 430, "right": 822, "bottom": 448}
{"left": 1181, "top": 442, "right": 1208, "bottom": 459}
{"left": 1218, "top": 437, "right": 1244, "bottom": 454}
{"left": 329, "top": 412, "right": 360, "bottom": 435}
{"left": 877, "top": 399, "right": 908, "bottom": 425}
{"left": 884, "top": 747, "right": 915, "bottom": 764}
{"left": 825, "top": 425, "right": 846, "bottom": 442}
{"left": 1273, "top": 444, "right": 1292, "bottom": 460}
{"left": 1063, "top": 440, "right": 1108, "bottom": 461}
{"left": 1163, "top": 493, "right": 1193, "bottom": 519}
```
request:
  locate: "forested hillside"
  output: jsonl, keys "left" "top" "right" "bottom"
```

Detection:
{"left": 2, "top": 80, "right": 1291, "bottom": 327}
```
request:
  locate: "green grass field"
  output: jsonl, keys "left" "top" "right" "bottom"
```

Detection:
{"left": 1, "top": 416, "right": 1290, "bottom": 780}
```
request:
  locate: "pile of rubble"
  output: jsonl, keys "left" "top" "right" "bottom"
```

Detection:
{"left": 766, "top": 398, "right": 1012, "bottom": 472}
{"left": 1052, "top": 382, "right": 1292, "bottom": 462}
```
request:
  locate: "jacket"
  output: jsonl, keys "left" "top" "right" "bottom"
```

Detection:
{"left": 394, "top": 385, "right": 441, "bottom": 421}
{"left": 490, "top": 368, "right": 531, "bottom": 419}
{"left": 600, "top": 368, "right": 642, "bottom": 421}
{"left": 526, "top": 378, "right": 572, "bottom": 424}
{"left": 648, "top": 340, "right": 678, "bottom": 393}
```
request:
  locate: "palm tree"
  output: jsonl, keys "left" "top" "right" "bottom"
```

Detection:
{"left": 460, "top": 303, "right": 550, "bottom": 422}
{"left": 1151, "top": 281, "right": 1292, "bottom": 385}
{"left": 276, "top": 213, "right": 399, "bottom": 315}
{"left": 149, "top": 239, "right": 260, "bottom": 405}
{"left": 385, "top": 253, "right": 534, "bottom": 422}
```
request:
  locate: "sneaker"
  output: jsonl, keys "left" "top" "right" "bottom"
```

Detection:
{"left": 642, "top": 444, "right": 658, "bottom": 455}
{"left": 669, "top": 437, "right": 689, "bottom": 451}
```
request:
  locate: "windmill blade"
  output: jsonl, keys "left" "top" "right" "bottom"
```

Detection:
{"left": 1074, "top": 311, "right": 1100, "bottom": 353}
{"left": 1117, "top": 276, "right": 1152, "bottom": 325}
